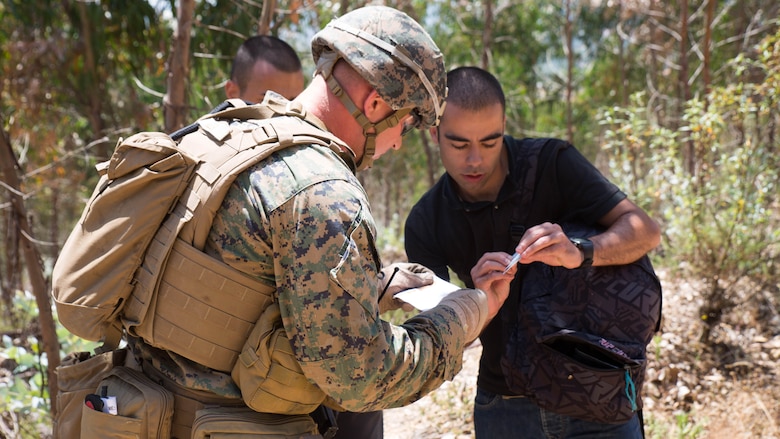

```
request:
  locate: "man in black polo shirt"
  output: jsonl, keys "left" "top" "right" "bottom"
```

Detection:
{"left": 404, "top": 66, "right": 661, "bottom": 439}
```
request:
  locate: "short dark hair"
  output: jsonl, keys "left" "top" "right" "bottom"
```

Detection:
{"left": 446, "top": 66, "right": 505, "bottom": 112}
{"left": 230, "top": 35, "right": 302, "bottom": 91}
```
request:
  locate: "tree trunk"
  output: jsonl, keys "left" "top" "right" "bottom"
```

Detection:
{"left": 481, "top": 0, "right": 494, "bottom": 70}
{"left": 75, "top": 1, "right": 108, "bottom": 160}
{"left": 617, "top": 3, "right": 628, "bottom": 107}
{"left": 679, "top": 0, "right": 694, "bottom": 174}
{"left": 1, "top": 203, "right": 21, "bottom": 321}
{"left": 164, "top": 0, "right": 195, "bottom": 134}
{"left": 49, "top": 187, "right": 61, "bottom": 264}
{"left": 259, "top": 0, "right": 277, "bottom": 35}
{"left": 703, "top": 0, "right": 715, "bottom": 104}
{"left": 0, "top": 121, "right": 61, "bottom": 416}
{"left": 564, "top": 0, "right": 575, "bottom": 144}
{"left": 646, "top": 1, "right": 661, "bottom": 123}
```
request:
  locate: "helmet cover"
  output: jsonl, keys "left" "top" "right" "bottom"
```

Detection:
{"left": 311, "top": 6, "right": 447, "bottom": 128}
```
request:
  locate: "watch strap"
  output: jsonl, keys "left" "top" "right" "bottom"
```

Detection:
{"left": 569, "top": 237, "right": 594, "bottom": 268}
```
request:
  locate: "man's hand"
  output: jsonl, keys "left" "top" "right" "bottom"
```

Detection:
{"left": 470, "top": 252, "right": 517, "bottom": 321}
{"left": 426, "top": 254, "right": 513, "bottom": 343}
{"left": 511, "top": 200, "right": 662, "bottom": 268}
{"left": 512, "top": 222, "right": 583, "bottom": 268}
{"left": 378, "top": 262, "right": 435, "bottom": 313}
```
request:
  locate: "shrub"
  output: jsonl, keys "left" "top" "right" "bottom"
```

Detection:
{"left": 599, "top": 28, "right": 780, "bottom": 343}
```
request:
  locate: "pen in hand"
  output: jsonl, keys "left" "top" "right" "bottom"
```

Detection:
{"left": 503, "top": 252, "right": 521, "bottom": 274}
{"left": 378, "top": 266, "right": 400, "bottom": 301}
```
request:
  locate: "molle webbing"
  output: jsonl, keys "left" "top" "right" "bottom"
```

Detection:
{"left": 122, "top": 101, "right": 351, "bottom": 373}
{"left": 125, "top": 237, "right": 275, "bottom": 372}
{"left": 179, "top": 110, "right": 348, "bottom": 249}
{"left": 142, "top": 362, "right": 245, "bottom": 439}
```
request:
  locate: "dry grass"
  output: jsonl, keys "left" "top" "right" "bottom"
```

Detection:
{"left": 384, "top": 271, "right": 780, "bottom": 438}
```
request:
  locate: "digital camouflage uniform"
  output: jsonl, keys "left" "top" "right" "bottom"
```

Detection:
{"left": 133, "top": 101, "right": 468, "bottom": 411}
{"left": 133, "top": 4, "right": 472, "bottom": 417}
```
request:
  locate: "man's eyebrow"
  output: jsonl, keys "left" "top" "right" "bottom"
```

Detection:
{"left": 443, "top": 131, "right": 503, "bottom": 143}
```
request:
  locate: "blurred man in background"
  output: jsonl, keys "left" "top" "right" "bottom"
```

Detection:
{"left": 225, "top": 34, "right": 305, "bottom": 102}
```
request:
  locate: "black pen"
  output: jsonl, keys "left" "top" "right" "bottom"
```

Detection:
{"left": 378, "top": 266, "right": 400, "bottom": 301}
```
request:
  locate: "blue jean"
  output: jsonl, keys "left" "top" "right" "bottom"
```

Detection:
{"left": 473, "top": 388, "right": 643, "bottom": 439}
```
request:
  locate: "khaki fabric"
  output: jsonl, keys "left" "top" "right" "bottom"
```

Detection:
{"left": 52, "top": 133, "right": 198, "bottom": 342}
{"left": 53, "top": 96, "right": 355, "bottom": 428}
{"left": 141, "top": 363, "right": 245, "bottom": 439}
{"left": 191, "top": 407, "right": 320, "bottom": 438}
{"left": 80, "top": 367, "right": 174, "bottom": 438}
{"left": 232, "top": 302, "right": 327, "bottom": 414}
{"left": 123, "top": 109, "right": 348, "bottom": 373}
{"left": 54, "top": 349, "right": 128, "bottom": 439}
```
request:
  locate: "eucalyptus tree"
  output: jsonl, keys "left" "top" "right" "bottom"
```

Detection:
{"left": 1, "top": 0, "right": 169, "bottom": 424}
{"left": 1, "top": 0, "right": 169, "bottom": 310}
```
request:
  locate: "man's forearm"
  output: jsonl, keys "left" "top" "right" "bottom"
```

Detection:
{"left": 593, "top": 207, "right": 661, "bottom": 266}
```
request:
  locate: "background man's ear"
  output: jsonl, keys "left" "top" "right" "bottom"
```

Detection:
{"left": 225, "top": 80, "right": 240, "bottom": 99}
{"left": 429, "top": 127, "right": 439, "bottom": 144}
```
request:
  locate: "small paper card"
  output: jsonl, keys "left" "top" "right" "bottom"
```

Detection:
{"left": 394, "top": 276, "right": 461, "bottom": 311}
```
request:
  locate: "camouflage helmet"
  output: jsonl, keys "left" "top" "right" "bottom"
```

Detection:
{"left": 311, "top": 6, "right": 447, "bottom": 129}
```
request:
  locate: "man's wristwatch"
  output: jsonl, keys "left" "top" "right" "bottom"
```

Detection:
{"left": 569, "top": 237, "right": 594, "bottom": 268}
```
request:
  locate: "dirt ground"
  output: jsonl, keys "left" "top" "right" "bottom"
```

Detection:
{"left": 383, "top": 271, "right": 780, "bottom": 439}
{"left": 383, "top": 342, "right": 481, "bottom": 439}
{"left": 2, "top": 271, "right": 778, "bottom": 438}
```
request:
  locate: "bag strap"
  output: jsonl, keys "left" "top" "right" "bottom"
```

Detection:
{"left": 502, "top": 139, "right": 544, "bottom": 328}
{"left": 168, "top": 99, "right": 246, "bottom": 141}
{"left": 175, "top": 110, "right": 350, "bottom": 249}
{"left": 97, "top": 100, "right": 351, "bottom": 355}
{"left": 502, "top": 140, "right": 657, "bottom": 434}
{"left": 509, "top": 139, "right": 543, "bottom": 241}
{"left": 95, "top": 320, "right": 124, "bottom": 354}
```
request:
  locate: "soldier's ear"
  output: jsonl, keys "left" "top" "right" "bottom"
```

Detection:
{"left": 363, "top": 89, "right": 393, "bottom": 123}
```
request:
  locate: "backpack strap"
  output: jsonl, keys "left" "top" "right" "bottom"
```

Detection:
{"left": 168, "top": 99, "right": 256, "bottom": 141}
{"left": 509, "top": 139, "right": 543, "bottom": 242}
{"left": 121, "top": 102, "right": 353, "bottom": 372}
{"left": 502, "top": 139, "right": 545, "bottom": 328}
{"left": 176, "top": 110, "right": 350, "bottom": 250}
{"left": 95, "top": 320, "right": 124, "bottom": 354}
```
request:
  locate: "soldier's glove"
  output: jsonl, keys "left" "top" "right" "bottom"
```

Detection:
{"left": 436, "top": 289, "right": 488, "bottom": 343}
{"left": 378, "top": 262, "right": 434, "bottom": 314}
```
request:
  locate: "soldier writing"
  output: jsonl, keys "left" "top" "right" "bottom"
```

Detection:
{"left": 127, "top": 7, "right": 514, "bottom": 438}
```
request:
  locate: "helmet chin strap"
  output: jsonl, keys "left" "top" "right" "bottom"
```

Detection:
{"left": 325, "top": 74, "right": 410, "bottom": 171}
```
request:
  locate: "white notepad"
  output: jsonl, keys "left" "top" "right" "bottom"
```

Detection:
{"left": 394, "top": 276, "right": 461, "bottom": 311}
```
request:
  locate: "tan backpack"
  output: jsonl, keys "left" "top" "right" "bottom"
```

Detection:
{"left": 52, "top": 98, "right": 349, "bottom": 413}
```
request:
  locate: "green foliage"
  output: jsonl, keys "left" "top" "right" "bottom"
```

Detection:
{"left": 1, "top": 0, "right": 172, "bottom": 282}
{"left": 599, "top": 28, "right": 780, "bottom": 341}
{"left": 645, "top": 409, "right": 707, "bottom": 439}
{"left": 673, "top": 411, "right": 707, "bottom": 438}
{"left": 1, "top": 291, "right": 100, "bottom": 437}
{"left": 1, "top": 333, "right": 50, "bottom": 438}
{"left": 2, "top": 1, "right": 780, "bottom": 435}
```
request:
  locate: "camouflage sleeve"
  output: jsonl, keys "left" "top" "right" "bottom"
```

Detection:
{"left": 271, "top": 179, "right": 468, "bottom": 411}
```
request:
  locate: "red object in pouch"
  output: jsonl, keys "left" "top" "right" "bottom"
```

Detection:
{"left": 85, "top": 394, "right": 104, "bottom": 412}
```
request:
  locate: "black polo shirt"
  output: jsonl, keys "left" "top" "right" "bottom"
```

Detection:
{"left": 404, "top": 135, "right": 626, "bottom": 395}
